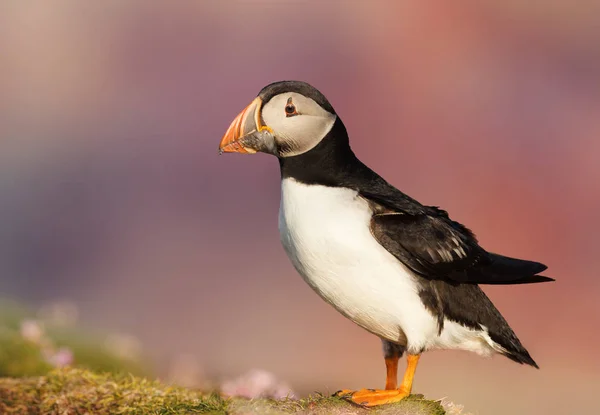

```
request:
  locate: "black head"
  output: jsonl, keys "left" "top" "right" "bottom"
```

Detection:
{"left": 219, "top": 80, "right": 342, "bottom": 157}
{"left": 258, "top": 81, "right": 336, "bottom": 115}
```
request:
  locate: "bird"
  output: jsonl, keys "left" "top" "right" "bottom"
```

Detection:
{"left": 218, "top": 80, "right": 553, "bottom": 407}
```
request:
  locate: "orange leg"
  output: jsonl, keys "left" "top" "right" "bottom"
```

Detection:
{"left": 400, "top": 353, "right": 420, "bottom": 393}
{"left": 335, "top": 354, "right": 421, "bottom": 407}
{"left": 384, "top": 356, "right": 399, "bottom": 390}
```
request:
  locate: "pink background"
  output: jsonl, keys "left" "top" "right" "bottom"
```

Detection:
{"left": 1, "top": 2, "right": 598, "bottom": 414}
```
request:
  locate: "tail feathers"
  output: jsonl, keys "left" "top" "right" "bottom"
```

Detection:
{"left": 502, "top": 348, "right": 539, "bottom": 369}
{"left": 489, "top": 330, "right": 540, "bottom": 368}
{"left": 473, "top": 253, "right": 555, "bottom": 285}
{"left": 488, "top": 253, "right": 547, "bottom": 275}
{"left": 502, "top": 347, "right": 540, "bottom": 369}
{"left": 484, "top": 274, "right": 554, "bottom": 285}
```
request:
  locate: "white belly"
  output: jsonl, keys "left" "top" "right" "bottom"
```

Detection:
{"left": 278, "top": 178, "right": 501, "bottom": 356}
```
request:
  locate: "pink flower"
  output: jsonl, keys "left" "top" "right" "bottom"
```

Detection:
{"left": 221, "top": 369, "right": 296, "bottom": 399}
{"left": 47, "top": 347, "right": 74, "bottom": 368}
{"left": 20, "top": 320, "right": 44, "bottom": 344}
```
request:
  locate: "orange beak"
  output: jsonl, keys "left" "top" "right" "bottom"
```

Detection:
{"left": 219, "top": 97, "right": 274, "bottom": 155}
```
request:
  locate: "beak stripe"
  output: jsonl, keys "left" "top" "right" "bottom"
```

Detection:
{"left": 254, "top": 99, "right": 263, "bottom": 131}
{"left": 223, "top": 116, "right": 237, "bottom": 143}
{"left": 239, "top": 103, "right": 252, "bottom": 136}
{"left": 233, "top": 110, "right": 243, "bottom": 139}
{"left": 219, "top": 97, "right": 264, "bottom": 154}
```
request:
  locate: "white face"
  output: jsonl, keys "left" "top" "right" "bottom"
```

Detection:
{"left": 261, "top": 92, "right": 337, "bottom": 157}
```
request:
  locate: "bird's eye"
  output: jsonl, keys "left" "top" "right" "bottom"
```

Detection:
{"left": 285, "top": 98, "right": 298, "bottom": 117}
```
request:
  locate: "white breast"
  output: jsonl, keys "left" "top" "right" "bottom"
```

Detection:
{"left": 278, "top": 178, "right": 436, "bottom": 351}
{"left": 278, "top": 178, "right": 502, "bottom": 356}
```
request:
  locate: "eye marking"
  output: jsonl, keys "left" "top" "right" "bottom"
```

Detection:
{"left": 284, "top": 97, "right": 298, "bottom": 117}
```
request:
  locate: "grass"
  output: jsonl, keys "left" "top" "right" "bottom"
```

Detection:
{"left": 48, "top": 327, "right": 149, "bottom": 376}
{"left": 231, "top": 392, "right": 447, "bottom": 415}
{"left": 0, "top": 330, "right": 53, "bottom": 377}
{"left": 0, "top": 368, "right": 447, "bottom": 414}
{"left": 0, "top": 299, "right": 148, "bottom": 378}
{"left": 0, "top": 299, "right": 452, "bottom": 414}
{"left": 0, "top": 368, "right": 226, "bottom": 415}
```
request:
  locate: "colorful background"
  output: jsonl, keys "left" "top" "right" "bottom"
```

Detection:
{"left": 1, "top": 1, "right": 599, "bottom": 414}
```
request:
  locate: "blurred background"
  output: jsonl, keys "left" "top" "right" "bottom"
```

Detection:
{"left": 0, "top": 1, "right": 599, "bottom": 414}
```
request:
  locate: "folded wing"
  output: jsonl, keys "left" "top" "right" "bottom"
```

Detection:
{"left": 368, "top": 203, "right": 552, "bottom": 285}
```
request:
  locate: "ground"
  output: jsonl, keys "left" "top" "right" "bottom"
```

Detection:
{"left": 0, "top": 368, "right": 449, "bottom": 415}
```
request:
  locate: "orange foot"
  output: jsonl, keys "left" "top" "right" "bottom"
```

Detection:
{"left": 334, "top": 388, "right": 410, "bottom": 407}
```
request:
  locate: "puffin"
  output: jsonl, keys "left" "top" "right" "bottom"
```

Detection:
{"left": 218, "top": 80, "right": 553, "bottom": 407}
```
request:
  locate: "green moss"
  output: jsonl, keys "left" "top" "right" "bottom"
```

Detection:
{"left": 0, "top": 330, "right": 52, "bottom": 377}
{"left": 0, "top": 368, "right": 447, "bottom": 414}
{"left": 229, "top": 393, "right": 446, "bottom": 415}
{"left": 48, "top": 329, "right": 149, "bottom": 376}
{"left": 0, "top": 300, "right": 448, "bottom": 414}
{"left": 0, "top": 368, "right": 227, "bottom": 415}
{"left": 0, "top": 300, "right": 148, "bottom": 378}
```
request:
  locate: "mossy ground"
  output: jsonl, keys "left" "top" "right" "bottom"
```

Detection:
{"left": 0, "top": 368, "right": 225, "bottom": 415}
{"left": 0, "top": 368, "right": 446, "bottom": 415}
{"left": 0, "top": 299, "right": 148, "bottom": 378}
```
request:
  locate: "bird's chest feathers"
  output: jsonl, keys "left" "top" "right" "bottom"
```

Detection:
{"left": 276, "top": 179, "right": 469, "bottom": 349}
{"left": 277, "top": 178, "right": 426, "bottom": 344}
{"left": 278, "top": 179, "right": 373, "bottom": 286}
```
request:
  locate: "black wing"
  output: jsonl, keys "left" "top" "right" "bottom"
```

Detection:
{"left": 363, "top": 193, "right": 552, "bottom": 285}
